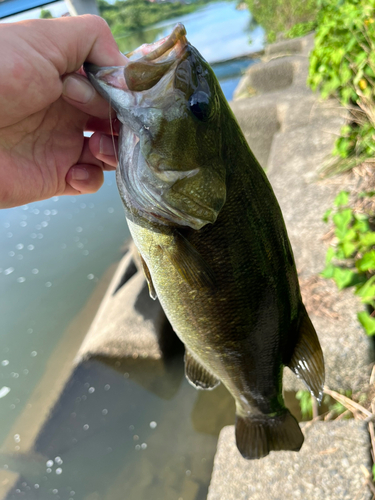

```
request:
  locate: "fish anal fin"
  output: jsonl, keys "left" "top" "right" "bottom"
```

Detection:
{"left": 235, "top": 410, "right": 304, "bottom": 460}
{"left": 161, "top": 231, "right": 216, "bottom": 290}
{"left": 287, "top": 307, "right": 325, "bottom": 402}
{"left": 139, "top": 253, "right": 157, "bottom": 300}
{"left": 185, "top": 350, "right": 220, "bottom": 390}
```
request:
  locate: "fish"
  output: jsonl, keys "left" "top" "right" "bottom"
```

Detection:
{"left": 84, "top": 23, "right": 325, "bottom": 460}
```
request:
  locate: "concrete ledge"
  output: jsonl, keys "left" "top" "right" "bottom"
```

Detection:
{"left": 74, "top": 247, "right": 184, "bottom": 398}
{"left": 230, "top": 99, "right": 280, "bottom": 167}
{"left": 76, "top": 248, "right": 182, "bottom": 364}
{"left": 265, "top": 38, "right": 304, "bottom": 58}
{"left": 265, "top": 33, "right": 315, "bottom": 59}
{"left": 234, "top": 58, "right": 296, "bottom": 99}
{"left": 208, "top": 422, "right": 372, "bottom": 500}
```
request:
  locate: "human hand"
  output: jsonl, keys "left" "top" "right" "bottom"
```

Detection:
{"left": 0, "top": 15, "right": 126, "bottom": 208}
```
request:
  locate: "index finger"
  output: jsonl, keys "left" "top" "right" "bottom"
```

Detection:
{"left": 18, "top": 15, "right": 127, "bottom": 75}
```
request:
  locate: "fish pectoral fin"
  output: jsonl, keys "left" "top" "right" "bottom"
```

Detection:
{"left": 235, "top": 410, "right": 304, "bottom": 460}
{"left": 185, "top": 350, "right": 220, "bottom": 390}
{"left": 287, "top": 306, "right": 325, "bottom": 402}
{"left": 139, "top": 253, "right": 157, "bottom": 300}
{"left": 161, "top": 231, "right": 216, "bottom": 290}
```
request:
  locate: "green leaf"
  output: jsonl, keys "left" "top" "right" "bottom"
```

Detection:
{"left": 359, "top": 232, "right": 375, "bottom": 247}
{"left": 335, "top": 247, "right": 346, "bottom": 260}
{"left": 342, "top": 228, "right": 357, "bottom": 241}
{"left": 333, "top": 208, "right": 353, "bottom": 239}
{"left": 342, "top": 241, "right": 357, "bottom": 257}
{"left": 355, "top": 275, "right": 375, "bottom": 303}
{"left": 355, "top": 52, "right": 367, "bottom": 65}
{"left": 296, "top": 390, "right": 313, "bottom": 420}
{"left": 322, "top": 208, "right": 333, "bottom": 223}
{"left": 353, "top": 217, "right": 370, "bottom": 233}
{"left": 356, "top": 251, "right": 375, "bottom": 272}
{"left": 325, "top": 247, "right": 336, "bottom": 264}
{"left": 321, "top": 263, "right": 335, "bottom": 279}
{"left": 357, "top": 310, "right": 375, "bottom": 336}
{"left": 334, "top": 191, "right": 349, "bottom": 207}
{"left": 332, "top": 267, "right": 356, "bottom": 290}
{"left": 358, "top": 191, "right": 375, "bottom": 198}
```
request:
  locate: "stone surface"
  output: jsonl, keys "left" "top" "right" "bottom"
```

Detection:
{"left": 76, "top": 247, "right": 184, "bottom": 398}
{"left": 77, "top": 247, "right": 181, "bottom": 364}
{"left": 264, "top": 37, "right": 304, "bottom": 57}
{"left": 208, "top": 422, "right": 372, "bottom": 500}
{"left": 234, "top": 33, "right": 315, "bottom": 101}
{"left": 233, "top": 33, "right": 374, "bottom": 392}
{"left": 230, "top": 99, "right": 280, "bottom": 167}
{"left": 234, "top": 57, "right": 296, "bottom": 98}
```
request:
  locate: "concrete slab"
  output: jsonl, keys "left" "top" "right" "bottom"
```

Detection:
{"left": 230, "top": 99, "right": 280, "bottom": 167}
{"left": 76, "top": 247, "right": 183, "bottom": 398}
{"left": 264, "top": 33, "right": 315, "bottom": 59}
{"left": 234, "top": 57, "right": 296, "bottom": 98}
{"left": 234, "top": 33, "right": 315, "bottom": 101}
{"left": 77, "top": 248, "right": 182, "bottom": 364}
{"left": 208, "top": 422, "right": 372, "bottom": 500}
{"left": 265, "top": 37, "right": 305, "bottom": 57}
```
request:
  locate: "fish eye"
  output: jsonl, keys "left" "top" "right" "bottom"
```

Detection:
{"left": 188, "top": 90, "right": 213, "bottom": 122}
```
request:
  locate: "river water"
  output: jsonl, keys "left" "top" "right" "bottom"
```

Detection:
{"left": 0, "top": 4, "right": 264, "bottom": 499}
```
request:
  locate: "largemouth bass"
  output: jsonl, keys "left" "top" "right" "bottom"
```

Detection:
{"left": 85, "top": 24, "right": 325, "bottom": 459}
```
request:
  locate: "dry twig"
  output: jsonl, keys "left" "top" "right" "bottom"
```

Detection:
{"left": 335, "top": 409, "right": 352, "bottom": 421}
{"left": 324, "top": 386, "right": 372, "bottom": 418}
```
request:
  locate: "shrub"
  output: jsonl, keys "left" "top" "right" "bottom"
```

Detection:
{"left": 309, "top": 0, "right": 375, "bottom": 105}
{"left": 245, "top": 0, "right": 318, "bottom": 42}
{"left": 309, "top": 0, "right": 375, "bottom": 169}
{"left": 99, "top": 0, "right": 204, "bottom": 37}
{"left": 322, "top": 190, "right": 375, "bottom": 336}
{"left": 284, "top": 20, "right": 316, "bottom": 39}
{"left": 40, "top": 9, "right": 53, "bottom": 18}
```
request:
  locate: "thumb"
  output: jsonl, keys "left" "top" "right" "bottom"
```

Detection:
{"left": 65, "top": 164, "right": 104, "bottom": 195}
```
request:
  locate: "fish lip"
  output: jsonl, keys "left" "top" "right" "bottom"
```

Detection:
{"left": 84, "top": 23, "right": 188, "bottom": 91}
{"left": 84, "top": 64, "right": 127, "bottom": 91}
{"left": 127, "top": 22, "right": 187, "bottom": 63}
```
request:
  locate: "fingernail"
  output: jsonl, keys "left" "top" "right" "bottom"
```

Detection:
{"left": 71, "top": 167, "right": 89, "bottom": 180}
{"left": 63, "top": 75, "right": 94, "bottom": 104}
{"left": 100, "top": 135, "right": 115, "bottom": 156}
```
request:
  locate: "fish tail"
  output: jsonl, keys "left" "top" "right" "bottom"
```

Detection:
{"left": 235, "top": 410, "right": 304, "bottom": 460}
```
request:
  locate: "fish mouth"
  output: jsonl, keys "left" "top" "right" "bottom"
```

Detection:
{"left": 84, "top": 23, "right": 187, "bottom": 92}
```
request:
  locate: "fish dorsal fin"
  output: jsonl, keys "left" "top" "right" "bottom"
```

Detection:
{"left": 287, "top": 307, "right": 325, "bottom": 402}
{"left": 185, "top": 350, "right": 220, "bottom": 390}
{"left": 161, "top": 230, "right": 216, "bottom": 290}
{"left": 139, "top": 253, "right": 157, "bottom": 300}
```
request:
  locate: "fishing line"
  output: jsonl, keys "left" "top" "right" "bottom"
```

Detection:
{"left": 108, "top": 96, "right": 137, "bottom": 227}
{"left": 108, "top": 97, "right": 118, "bottom": 166}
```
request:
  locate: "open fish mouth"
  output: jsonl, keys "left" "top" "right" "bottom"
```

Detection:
{"left": 84, "top": 23, "right": 188, "bottom": 92}
{"left": 85, "top": 24, "right": 226, "bottom": 230}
